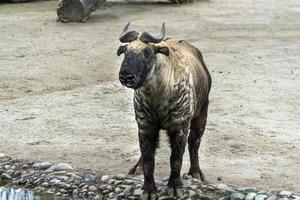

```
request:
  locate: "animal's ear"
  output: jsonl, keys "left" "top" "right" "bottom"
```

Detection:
{"left": 155, "top": 46, "right": 170, "bottom": 56}
{"left": 117, "top": 45, "right": 127, "bottom": 56}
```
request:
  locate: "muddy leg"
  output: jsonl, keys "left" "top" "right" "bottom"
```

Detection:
{"left": 128, "top": 155, "right": 143, "bottom": 175}
{"left": 167, "top": 128, "right": 188, "bottom": 198}
{"left": 139, "top": 128, "right": 159, "bottom": 200}
{"left": 188, "top": 101, "right": 208, "bottom": 182}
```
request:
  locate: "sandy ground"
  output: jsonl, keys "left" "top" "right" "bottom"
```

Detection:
{"left": 0, "top": 0, "right": 300, "bottom": 193}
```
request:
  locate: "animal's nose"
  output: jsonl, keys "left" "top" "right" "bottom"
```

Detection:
{"left": 119, "top": 73, "right": 136, "bottom": 87}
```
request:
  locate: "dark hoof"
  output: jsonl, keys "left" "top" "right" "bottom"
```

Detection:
{"left": 142, "top": 191, "right": 157, "bottom": 200}
{"left": 188, "top": 169, "right": 206, "bottom": 182}
{"left": 167, "top": 186, "right": 183, "bottom": 198}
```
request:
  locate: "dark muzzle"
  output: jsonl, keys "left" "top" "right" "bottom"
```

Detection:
{"left": 119, "top": 73, "right": 137, "bottom": 88}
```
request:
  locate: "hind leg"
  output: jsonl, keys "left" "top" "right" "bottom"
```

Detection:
{"left": 128, "top": 155, "right": 143, "bottom": 175}
{"left": 188, "top": 101, "right": 208, "bottom": 182}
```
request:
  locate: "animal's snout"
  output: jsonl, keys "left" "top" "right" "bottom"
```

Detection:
{"left": 119, "top": 73, "right": 136, "bottom": 88}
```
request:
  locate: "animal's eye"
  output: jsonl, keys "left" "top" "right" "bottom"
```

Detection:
{"left": 144, "top": 48, "right": 152, "bottom": 58}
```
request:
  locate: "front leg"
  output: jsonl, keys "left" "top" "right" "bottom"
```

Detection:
{"left": 167, "top": 128, "right": 188, "bottom": 198}
{"left": 139, "top": 127, "right": 159, "bottom": 200}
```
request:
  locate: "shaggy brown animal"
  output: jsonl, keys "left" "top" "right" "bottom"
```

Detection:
{"left": 117, "top": 23, "right": 211, "bottom": 200}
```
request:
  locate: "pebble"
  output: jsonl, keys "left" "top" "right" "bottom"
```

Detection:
{"left": 245, "top": 192, "right": 257, "bottom": 200}
{"left": 41, "top": 182, "right": 49, "bottom": 187}
{"left": 101, "top": 175, "right": 110, "bottom": 182}
{"left": 292, "top": 195, "right": 300, "bottom": 200}
{"left": 279, "top": 191, "right": 292, "bottom": 198}
{"left": 266, "top": 196, "right": 277, "bottom": 200}
{"left": 71, "top": 174, "right": 82, "bottom": 180}
{"left": 50, "top": 163, "right": 73, "bottom": 171}
{"left": 1, "top": 173, "right": 12, "bottom": 180}
{"left": 32, "top": 161, "right": 51, "bottom": 170}
{"left": 231, "top": 192, "right": 245, "bottom": 200}
{"left": 255, "top": 194, "right": 268, "bottom": 200}
{"left": 84, "top": 173, "right": 96, "bottom": 183}
{"left": 89, "top": 185, "right": 98, "bottom": 192}
{"left": 115, "top": 173, "right": 126, "bottom": 180}
{"left": 133, "top": 188, "right": 143, "bottom": 196}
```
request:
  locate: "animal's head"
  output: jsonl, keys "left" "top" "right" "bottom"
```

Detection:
{"left": 117, "top": 23, "right": 170, "bottom": 89}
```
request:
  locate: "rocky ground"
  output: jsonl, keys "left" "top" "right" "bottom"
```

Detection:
{"left": 1, "top": 154, "right": 299, "bottom": 200}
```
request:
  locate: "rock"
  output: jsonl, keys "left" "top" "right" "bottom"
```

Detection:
{"left": 266, "top": 196, "right": 277, "bottom": 200}
{"left": 4, "top": 165, "right": 10, "bottom": 170}
{"left": 279, "top": 191, "right": 292, "bottom": 198}
{"left": 71, "top": 174, "right": 82, "bottom": 180}
{"left": 115, "top": 187, "right": 122, "bottom": 193}
{"left": 114, "top": 180, "right": 123, "bottom": 185}
{"left": 231, "top": 192, "right": 245, "bottom": 200}
{"left": 89, "top": 185, "right": 98, "bottom": 192}
{"left": 238, "top": 187, "right": 258, "bottom": 193}
{"left": 182, "top": 179, "right": 192, "bottom": 188}
{"left": 32, "top": 161, "right": 51, "bottom": 170}
{"left": 50, "top": 163, "right": 73, "bottom": 171}
{"left": 188, "top": 190, "right": 196, "bottom": 197}
{"left": 115, "top": 173, "right": 126, "bottom": 180}
{"left": 0, "top": 153, "right": 6, "bottom": 158}
{"left": 133, "top": 188, "right": 143, "bottom": 196}
{"left": 255, "top": 194, "right": 268, "bottom": 200}
{"left": 101, "top": 175, "right": 110, "bottom": 182}
{"left": 245, "top": 192, "right": 257, "bottom": 200}
{"left": 124, "top": 179, "right": 135, "bottom": 185}
{"left": 291, "top": 195, "right": 300, "bottom": 200}
{"left": 1, "top": 173, "right": 12, "bottom": 180}
{"left": 41, "top": 182, "right": 49, "bottom": 187}
{"left": 216, "top": 183, "right": 230, "bottom": 190}
{"left": 84, "top": 173, "right": 96, "bottom": 183}
{"left": 188, "top": 185, "right": 197, "bottom": 190}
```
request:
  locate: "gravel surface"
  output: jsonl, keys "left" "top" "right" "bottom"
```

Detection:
{"left": 1, "top": 154, "right": 299, "bottom": 200}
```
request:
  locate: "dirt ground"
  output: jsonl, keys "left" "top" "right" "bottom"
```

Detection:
{"left": 0, "top": 0, "right": 299, "bottom": 193}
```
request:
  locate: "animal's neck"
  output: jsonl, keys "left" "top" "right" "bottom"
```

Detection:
{"left": 139, "top": 55, "right": 175, "bottom": 96}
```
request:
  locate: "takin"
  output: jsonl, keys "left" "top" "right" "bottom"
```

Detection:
{"left": 117, "top": 23, "right": 212, "bottom": 200}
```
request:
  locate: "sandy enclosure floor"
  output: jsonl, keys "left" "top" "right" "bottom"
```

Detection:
{"left": 0, "top": 0, "right": 300, "bottom": 192}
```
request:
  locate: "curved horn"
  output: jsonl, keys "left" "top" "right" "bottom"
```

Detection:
{"left": 140, "top": 23, "right": 166, "bottom": 44}
{"left": 119, "top": 22, "right": 139, "bottom": 43}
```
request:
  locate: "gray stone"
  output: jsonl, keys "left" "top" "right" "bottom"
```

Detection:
{"left": 71, "top": 174, "right": 82, "bottom": 180}
{"left": 101, "top": 175, "right": 110, "bottom": 182}
{"left": 4, "top": 165, "right": 10, "bottom": 170}
{"left": 291, "top": 195, "right": 300, "bottom": 200}
{"left": 1, "top": 173, "right": 12, "bottom": 180}
{"left": 188, "top": 185, "right": 197, "bottom": 190}
{"left": 33, "top": 161, "right": 51, "bottom": 170}
{"left": 279, "top": 191, "right": 292, "bottom": 198}
{"left": 231, "top": 192, "right": 245, "bottom": 200}
{"left": 115, "top": 187, "right": 122, "bottom": 193}
{"left": 266, "top": 196, "right": 277, "bottom": 200}
{"left": 245, "top": 193, "right": 257, "bottom": 200}
{"left": 41, "top": 182, "right": 49, "bottom": 187}
{"left": 238, "top": 187, "right": 258, "bottom": 193}
{"left": 216, "top": 183, "right": 230, "bottom": 190}
{"left": 255, "top": 194, "right": 268, "bottom": 200}
{"left": 50, "top": 163, "right": 73, "bottom": 171}
{"left": 124, "top": 179, "right": 135, "bottom": 185}
{"left": 114, "top": 180, "right": 123, "bottom": 185}
{"left": 72, "top": 189, "right": 78, "bottom": 197}
{"left": 115, "top": 173, "right": 126, "bottom": 180}
{"left": 89, "top": 185, "right": 98, "bottom": 192}
{"left": 188, "top": 190, "right": 196, "bottom": 197}
{"left": 133, "top": 188, "right": 143, "bottom": 196}
{"left": 84, "top": 173, "right": 96, "bottom": 183}
{"left": 0, "top": 153, "right": 6, "bottom": 158}
{"left": 182, "top": 179, "right": 192, "bottom": 188}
